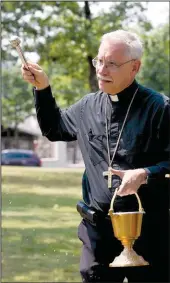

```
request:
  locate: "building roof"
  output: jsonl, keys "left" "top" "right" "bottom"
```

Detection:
{"left": 17, "top": 115, "right": 42, "bottom": 136}
{"left": 2, "top": 115, "right": 42, "bottom": 137}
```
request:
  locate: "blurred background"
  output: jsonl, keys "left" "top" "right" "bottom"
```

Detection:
{"left": 1, "top": 1, "right": 169, "bottom": 282}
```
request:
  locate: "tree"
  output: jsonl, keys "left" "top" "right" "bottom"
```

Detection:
{"left": 137, "top": 23, "right": 169, "bottom": 96}
{"left": 2, "top": 66, "right": 34, "bottom": 147}
{"left": 2, "top": 1, "right": 152, "bottom": 106}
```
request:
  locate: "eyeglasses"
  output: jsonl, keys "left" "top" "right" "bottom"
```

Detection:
{"left": 92, "top": 57, "right": 136, "bottom": 70}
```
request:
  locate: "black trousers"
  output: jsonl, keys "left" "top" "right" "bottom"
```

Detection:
{"left": 78, "top": 211, "right": 169, "bottom": 283}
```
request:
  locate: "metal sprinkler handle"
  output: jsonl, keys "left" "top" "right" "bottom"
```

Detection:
{"left": 9, "top": 36, "right": 29, "bottom": 69}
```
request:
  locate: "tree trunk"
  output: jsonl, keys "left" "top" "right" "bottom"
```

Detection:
{"left": 87, "top": 55, "right": 98, "bottom": 92}
{"left": 84, "top": 1, "right": 98, "bottom": 92}
{"left": 6, "top": 128, "right": 10, "bottom": 148}
{"left": 14, "top": 125, "right": 19, "bottom": 149}
{"left": 14, "top": 106, "right": 19, "bottom": 149}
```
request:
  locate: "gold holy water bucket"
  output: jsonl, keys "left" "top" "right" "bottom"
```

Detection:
{"left": 109, "top": 188, "right": 149, "bottom": 267}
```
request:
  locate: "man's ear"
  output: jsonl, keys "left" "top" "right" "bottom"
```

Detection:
{"left": 132, "top": 60, "right": 141, "bottom": 74}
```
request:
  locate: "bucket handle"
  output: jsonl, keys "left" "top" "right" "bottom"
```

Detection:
{"left": 109, "top": 188, "right": 144, "bottom": 213}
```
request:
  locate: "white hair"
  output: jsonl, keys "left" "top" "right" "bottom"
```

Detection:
{"left": 101, "top": 30, "right": 143, "bottom": 60}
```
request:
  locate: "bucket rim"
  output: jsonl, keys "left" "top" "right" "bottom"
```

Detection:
{"left": 110, "top": 211, "right": 145, "bottom": 215}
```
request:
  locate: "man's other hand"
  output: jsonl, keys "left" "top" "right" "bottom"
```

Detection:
{"left": 110, "top": 168, "right": 148, "bottom": 196}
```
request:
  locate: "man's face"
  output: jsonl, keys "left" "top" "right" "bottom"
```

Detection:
{"left": 96, "top": 41, "right": 140, "bottom": 95}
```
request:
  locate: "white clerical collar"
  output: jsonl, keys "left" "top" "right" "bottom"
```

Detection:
{"left": 109, "top": 94, "right": 119, "bottom": 102}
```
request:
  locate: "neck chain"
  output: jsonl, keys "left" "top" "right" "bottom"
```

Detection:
{"left": 103, "top": 87, "right": 139, "bottom": 188}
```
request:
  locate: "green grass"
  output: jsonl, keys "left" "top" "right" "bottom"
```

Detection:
{"left": 2, "top": 166, "right": 84, "bottom": 282}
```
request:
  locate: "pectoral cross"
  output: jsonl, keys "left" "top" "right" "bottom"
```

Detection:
{"left": 103, "top": 167, "right": 113, "bottom": 189}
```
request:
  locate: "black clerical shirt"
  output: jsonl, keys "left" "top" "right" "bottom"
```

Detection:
{"left": 34, "top": 80, "right": 170, "bottom": 214}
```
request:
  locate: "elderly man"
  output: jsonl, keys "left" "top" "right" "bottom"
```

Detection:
{"left": 22, "top": 30, "right": 169, "bottom": 282}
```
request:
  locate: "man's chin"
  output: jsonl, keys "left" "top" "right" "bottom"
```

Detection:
{"left": 98, "top": 84, "right": 111, "bottom": 93}
{"left": 98, "top": 80, "right": 113, "bottom": 92}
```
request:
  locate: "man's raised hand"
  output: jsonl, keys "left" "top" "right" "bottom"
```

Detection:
{"left": 21, "top": 62, "right": 49, "bottom": 90}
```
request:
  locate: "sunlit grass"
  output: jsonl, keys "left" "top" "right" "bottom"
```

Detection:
{"left": 2, "top": 166, "right": 84, "bottom": 282}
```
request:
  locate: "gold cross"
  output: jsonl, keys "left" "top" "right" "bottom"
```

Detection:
{"left": 103, "top": 167, "right": 113, "bottom": 189}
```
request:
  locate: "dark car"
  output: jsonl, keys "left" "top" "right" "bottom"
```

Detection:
{"left": 1, "top": 149, "right": 42, "bottom": 167}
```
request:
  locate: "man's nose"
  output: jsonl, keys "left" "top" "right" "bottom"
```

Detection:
{"left": 97, "top": 63, "right": 108, "bottom": 75}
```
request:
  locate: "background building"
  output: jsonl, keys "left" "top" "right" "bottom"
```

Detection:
{"left": 1, "top": 115, "right": 84, "bottom": 167}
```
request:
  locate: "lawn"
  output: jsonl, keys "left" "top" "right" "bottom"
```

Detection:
{"left": 2, "top": 166, "right": 84, "bottom": 282}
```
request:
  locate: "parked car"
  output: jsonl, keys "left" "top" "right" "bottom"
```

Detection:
{"left": 1, "top": 149, "right": 42, "bottom": 167}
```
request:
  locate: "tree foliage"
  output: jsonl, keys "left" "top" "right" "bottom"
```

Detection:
{"left": 2, "top": 0, "right": 168, "bottom": 135}
{"left": 137, "top": 24, "right": 169, "bottom": 96}
{"left": 2, "top": 66, "right": 34, "bottom": 128}
{"left": 2, "top": 2, "right": 151, "bottom": 100}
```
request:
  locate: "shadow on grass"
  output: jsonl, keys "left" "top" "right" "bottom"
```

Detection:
{"left": 2, "top": 172, "right": 83, "bottom": 189}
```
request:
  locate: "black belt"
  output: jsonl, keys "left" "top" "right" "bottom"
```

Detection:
{"left": 76, "top": 201, "right": 110, "bottom": 226}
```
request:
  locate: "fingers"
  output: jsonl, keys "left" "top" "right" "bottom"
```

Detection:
{"left": 21, "top": 62, "right": 41, "bottom": 83}
{"left": 112, "top": 169, "right": 143, "bottom": 196}
{"left": 27, "top": 61, "right": 42, "bottom": 70}
{"left": 21, "top": 62, "right": 49, "bottom": 89}
{"left": 117, "top": 181, "right": 127, "bottom": 196}
{"left": 22, "top": 64, "right": 29, "bottom": 71}
{"left": 21, "top": 66, "right": 35, "bottom": 84}
{"left": 21, "top": 67, "right": 33, "bottom": 77}
{"left": 117, "top": 185, "right": 135, "bottom": 196}
{"left": 21, "top": 64, "right": 41, "bottom": 75}
{"left": 117, "top": 179, "right": 137, "bottom": 196}
{"left": 110, "top": 168, "right": 125, "bottom": 179}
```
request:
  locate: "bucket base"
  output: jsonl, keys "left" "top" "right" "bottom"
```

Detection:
{"left": 109, "top": 247, "right": 149, "bottom": 267}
